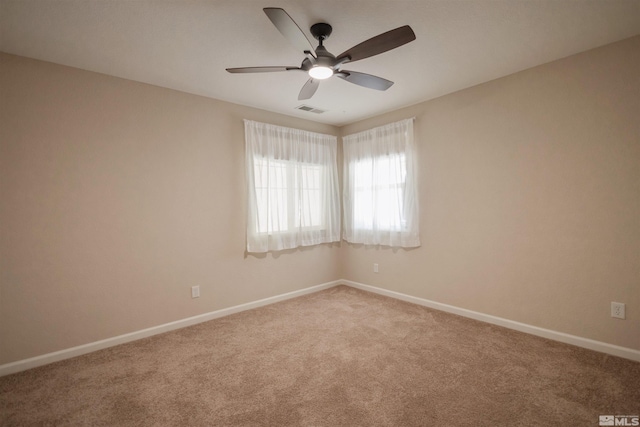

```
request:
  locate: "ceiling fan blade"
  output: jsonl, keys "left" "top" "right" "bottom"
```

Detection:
{"left": 337, "top": 25, "right": 416, "bottom": 63}
{"left": 298, "top": 78, "right": 320, "bottom": 100}
{"left": 264, "top": 8, "right": 316, "bottom": 57}
{"left": 337, "top": 71, "right": 394, "bottom": 91}
{"left": 226, "top": 66, "right": 300, "bottom": 73}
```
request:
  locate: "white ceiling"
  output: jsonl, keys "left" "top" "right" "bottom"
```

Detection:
{"left": 2, "top": 0, "right": 639, "bottom": 126}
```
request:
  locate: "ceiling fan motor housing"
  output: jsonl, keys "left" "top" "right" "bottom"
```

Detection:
{"left": 314, "top": 45, "right": 336, "bottom": 68}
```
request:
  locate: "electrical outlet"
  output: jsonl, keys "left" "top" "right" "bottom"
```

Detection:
{"left": 373, "top": 263, "right": 379, "bottom": 273}
{"left": 611, "top": 302, "right": 625, "bottom": 319}
{"left": 191, "top": 286, "right": 200, "bottom": 299}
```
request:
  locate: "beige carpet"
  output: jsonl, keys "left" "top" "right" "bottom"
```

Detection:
{"left": 1, "top": 285, "right": 639, "bottom": 426}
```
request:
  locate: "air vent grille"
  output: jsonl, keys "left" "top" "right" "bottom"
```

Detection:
{"left": 295, "top": 105, "right": 326, "bottom": 114}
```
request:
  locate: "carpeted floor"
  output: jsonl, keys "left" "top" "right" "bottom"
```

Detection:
{"left": 1, "top": 285, "right": 639, "bottom": 426}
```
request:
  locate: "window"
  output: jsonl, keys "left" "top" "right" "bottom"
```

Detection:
{"left": 352, "top": 153, "right": 407, "bottom": 231}
{"left": 253, "top": 158, "right": 323, "bottom": 233}
{"left": 343, "top": 118, "right": 420, "bottom": 247}
{"left": 245, "top": 120, "right": 340, "bottom": 253}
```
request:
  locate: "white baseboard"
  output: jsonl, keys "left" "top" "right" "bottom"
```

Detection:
{"left": 0, "top": 280, "right": 340, "bottom": 377}
{"left": 2, "top": 278, "right": 638, "bottom": 377}
{"left": 341, "top": 280, "right": 640, "bottom": 363}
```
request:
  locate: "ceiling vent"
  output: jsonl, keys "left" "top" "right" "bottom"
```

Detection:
{"left": 295, "top": 105, "right": 326, "bottom": 114}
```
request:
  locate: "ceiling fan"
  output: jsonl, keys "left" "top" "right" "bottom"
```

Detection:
{"left": 226, "top": 8, "right": 416, "bottom": 100}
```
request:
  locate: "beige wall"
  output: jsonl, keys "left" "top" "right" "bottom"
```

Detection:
{"left": 340, "top": 36, "right": 640, "bottom": 351}
{"left": 0, "top": 53, "right": 340, "bottom": 364}
{"left": 2, "top": 35, "right": 639, "bottom": 366}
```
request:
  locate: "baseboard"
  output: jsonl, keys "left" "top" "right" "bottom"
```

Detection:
{"left": 341, "top": 280, "right": 640, "bottom": 363}
{"left": 0, "top": 280, "right": 341, "bottom": 377}
{"left": 3, "top": 278, "right": 638, "bottom": 377}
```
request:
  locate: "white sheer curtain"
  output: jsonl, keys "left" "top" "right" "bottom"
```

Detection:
{"left": 245, "top": 120, "right": 340, "bottom": 253}
{"left": 343, "top": 118, "right": 420, "bottom": 247}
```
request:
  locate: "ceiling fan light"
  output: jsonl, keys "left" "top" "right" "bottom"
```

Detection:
{"left": 309, "top": 66, "right": 333, "bottom": 80}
